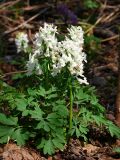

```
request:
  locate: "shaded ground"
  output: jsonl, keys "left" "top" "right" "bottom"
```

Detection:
{"left": 0, "top": 0, "right": 120, "bottom": 159}
{"left": 0, "top": 140, "right": 120, "bottom": 160}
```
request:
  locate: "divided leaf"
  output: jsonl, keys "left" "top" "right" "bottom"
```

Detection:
{"left": 29, "top": 106, "right": 44, "bottom": 120}
{"left": 107, "top": 121, "right": 120, "bottom": 138}
{"left": 0, "top": 113, "right": 18, "bottom": 126}
{"left": 0, "top": 125, "right": 15, "bottom": 143}
{"left": 15, "top": 98, "right": 28, "bottom": 111}
{"left": 43, "top": 138, "right": 55, "bottom": 155}
{"left": 12, "top": 128, "right": 30, "bottom": 145}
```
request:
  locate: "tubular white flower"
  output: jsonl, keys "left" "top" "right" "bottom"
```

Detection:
{"left": 15, "top": 32, "right": 29, "bottom": 53}
{"left": 26, "top": 54, "right": 42, "bottom": 76}
{"left": 67, "top": 26, "right": 84, "bottom": 44}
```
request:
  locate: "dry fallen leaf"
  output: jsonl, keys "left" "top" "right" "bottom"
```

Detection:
{"left": 83, "top": 144, "right": 100, "bottom": 155}
{"left": 0, "top": 143, "right": 42, "bottom": 160}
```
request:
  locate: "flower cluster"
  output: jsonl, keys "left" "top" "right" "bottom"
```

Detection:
{"left": 53, "top": 26, "right": 88, "bottom": 84}
{"left": 15, "top": 32, "right": 29, "bottom": 53}
{"left": 15, "top": 23, "right": 88, "bottom": 84}
{"left": 33, "top": 23, "right": 58, "bottom": 57}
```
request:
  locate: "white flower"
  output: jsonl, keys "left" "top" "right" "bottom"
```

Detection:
{"left": 67, "top": 26, "right": 84, "bottom": 44}
{"left": 26, "top": 54, "right": 42, "bottom": 76}
{"left": 15, "top": 32, "right": 29, "bottom": 53}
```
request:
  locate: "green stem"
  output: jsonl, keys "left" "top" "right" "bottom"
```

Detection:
{"left": 69, "top": 84, "right": 73, "bottom": 130}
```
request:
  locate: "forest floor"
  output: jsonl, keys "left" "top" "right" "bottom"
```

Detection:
{"left": 0, "top": 0, "right": 120, "bottom": 159}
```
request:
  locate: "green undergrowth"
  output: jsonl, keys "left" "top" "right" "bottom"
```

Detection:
{"left": 0, "top": 77, "right": 120, "bottom": 155}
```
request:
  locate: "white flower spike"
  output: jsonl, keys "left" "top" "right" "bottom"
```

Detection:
{"left": 15, "top": 32, "right": 29, "bottom": 53}
{"left": 16, "top": 23, "right": 88, "bottom": 85}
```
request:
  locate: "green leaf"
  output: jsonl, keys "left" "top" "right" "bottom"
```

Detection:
{"left": 48, "top": 118, "right": 64, "bottom": 127}
{"left": 69, "top": 128, "right": 75, "bottom": 136}
{"left": 0, "top": 125, "right": 15, "bottom": 143}
{"left": 36, "top": 120, "right": 50, "bottom": 132}
{"left": 15, "top": 98, "right": 28, "bottom": 111}
{"left": 27, "top": 88, "right": 37, "bottom": 96}
{"left": 47, "top": 113, "right": 58, "bottom": 119}
{"left": 75, "top": 127, "right": 81, "bottom": 138}
{"left": 0, "top": 135, "right": 10, "bottom": 143}
{"left": 0, "top": 113, "right": 18, "bottom": 126}
{"left": 113, "top": 147, "right": 120, "bottom": 153}
{"left": 36, "top": 121, "right": 44, "bottom": 129}
{"left": 27, "top": 97, "right": 34, "bottom": 104}
{"left": 37, "top": 137, "right": 46, "bottom": 149}
{"left": 12, "top": 73, "right": 24, "bottom": 80}
{"left": 92, "top": 115, "right": 106, "bottom": 126}
{"left": 43, "top": 122, "right": 50, "bottom": 132}
{"left": 107, "top": 121, "right": 120, "bottom": 138}
{"left": 52, "top": 138, "right": 64, "bottom": 150}
{"left": 76, "top": 89, "right": 89, "bottom": 102}
{"left": 97, "top": 104, "right": 105, "bottom": 112}
{"left": 37, "top": 86, "right": 46, "bottom": 97}
{"left": 81, "top": 134, "right": 87, "bottom": 141}
{"left": 46, "top": 86, "right": 57, "bottom": 95}
{"left": 29, "top": 106, "right": 44, "bottom": 120}
{"left": 22, "top": 110, "right": 29, "bottom": 116}
{"left": 46, "top": 93, "right": 57, "bottom": 99}
{"left": 90, "top": 95, "right": 98, "bottom": 105}
{"left": 12, "top": 128, "right": 29, "bottom": 145}
{"left": 84, "top": 0, "right": 99, "bottom": 9}
{"left": 43, "top": 138, "right": 55, "bottom": 155}
{"left": 79, "top": 125, "right": 88, "bottom": 134}
{"left": 56, "top": 133, "right": 66, "bottom": 144}
{"left": 42, "top": 121, "right": 50, "bottom": 132}
{"left": 52, "top": 103, "right": 68, "bottom": 118}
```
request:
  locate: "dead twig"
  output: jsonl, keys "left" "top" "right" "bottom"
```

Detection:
{"left": 3, "top": 7, "right": 50, "bottom": 36}
{"left": 23, "top": 4, "right": 47, "bottom": 11}
{"left": 101, "top": 35, "right": 119, "bottom": 42}
{"left": 0, "top": 70, "right": 27, "bottom": 79}
{"left": 85, "top": 16, "right": 104, "bottom": 34}
{"left": 0, "top": 15, "right": 20, "bottom": 25}
{"left": 0, "top": 0, "right": 21, "bottom": 9}
{"left": 100, "top": 8, "right": 120, "bottom": 23}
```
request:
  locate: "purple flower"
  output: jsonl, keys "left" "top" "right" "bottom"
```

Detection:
{"left": 57, "top": 4, "right": 78, "bottom": 24}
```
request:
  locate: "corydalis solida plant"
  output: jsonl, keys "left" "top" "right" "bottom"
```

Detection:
{"left": 15, "top": 23, "right": 88, "bottom": 132}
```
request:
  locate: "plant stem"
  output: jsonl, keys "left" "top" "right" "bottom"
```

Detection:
{"left": 69, "top": 84, "right": 73, "bottom": 130}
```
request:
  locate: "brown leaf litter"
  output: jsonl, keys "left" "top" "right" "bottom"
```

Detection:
{"left": 0, "top": 143, "right": 42, "bottom": 160}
